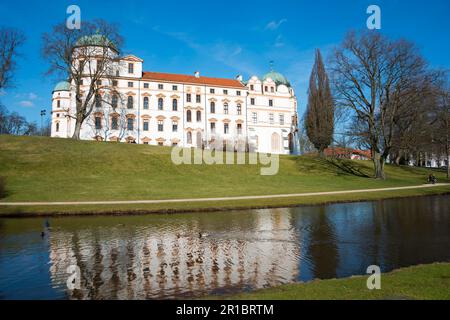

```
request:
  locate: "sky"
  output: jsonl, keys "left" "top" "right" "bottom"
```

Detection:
{"left": 0, "top": 0, "right": 449, "bottom": 125}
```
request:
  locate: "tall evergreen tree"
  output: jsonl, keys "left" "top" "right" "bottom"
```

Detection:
{"left": 305, "top": 49, "right": 334, "bottom": 157}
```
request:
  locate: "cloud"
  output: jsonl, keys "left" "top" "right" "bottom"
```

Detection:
{"left": 19, "top": 100, "right": 34, "bottom": 107}
{"left": 28, "top": 92, "right": 38, "bottom": 100}
{"left": 274, "top": 35, "right": 285, "bottom": 48}
{"left": 265, "top": 19, "right": 287, "bottom": 31}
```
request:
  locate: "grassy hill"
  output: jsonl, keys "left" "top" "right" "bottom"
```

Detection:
{"left": 0, "top": 135, "right": 449, "bottom": 215}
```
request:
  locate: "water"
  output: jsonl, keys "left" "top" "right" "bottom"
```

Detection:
{"left": 0, "top": 195, "right": 449, "bottom": 300}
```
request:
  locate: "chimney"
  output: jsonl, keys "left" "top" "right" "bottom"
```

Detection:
{"left": 194, "top": 71, "right": 200, "bottom": 78}
{"left": 236, "top": 74, "right": 243, "bottom": 82}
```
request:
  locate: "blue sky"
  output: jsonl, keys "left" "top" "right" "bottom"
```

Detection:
{"left": 1, "top": 0, "right": 449, "bottom": 124}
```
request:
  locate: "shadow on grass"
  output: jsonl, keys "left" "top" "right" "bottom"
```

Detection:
{"left": 0, "top": 176, "right": 9, "bottom": 199}
{"left": 325, "top": 158, "right": 371, "bottom": 178}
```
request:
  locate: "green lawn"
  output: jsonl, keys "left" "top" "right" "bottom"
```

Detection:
{"left": 214, "top": 263, "right": 450, "bottom": 300}
{"left": 0, "top": 135, "right": 449, "bottom": 215}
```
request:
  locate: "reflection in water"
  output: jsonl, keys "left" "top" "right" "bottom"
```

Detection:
{"left": 0, "top": 195, "right": 449, "bottom": 300}
{"left": 47, "top": 209, "right": 299, "bottom": 299}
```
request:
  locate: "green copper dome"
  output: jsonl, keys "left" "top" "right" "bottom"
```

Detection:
{"left": 53, "top": 81, "right": 70, "bottom": 92}
{"left": 262, "top": 71, "right": 291, "bottom": 87}
{"left": 75, "top": 34, "right": 116, "bottom": 49}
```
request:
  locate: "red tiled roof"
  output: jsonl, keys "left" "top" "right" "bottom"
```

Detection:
{"left": 142, "top": 71, "right": 245, "bottom": 88}
{"left": 324, "top": 147, "right": 372, "bottom": 159}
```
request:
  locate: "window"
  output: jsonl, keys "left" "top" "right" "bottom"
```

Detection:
{"left": 128, "top": 63, "right": 134, "bottom": 74}
{"left": 57, "top": 100, "right": 60, "bottom": 108}
{"left": 172, "top": 121, "right": 178, "bottom": 132}
{"left": 96, "top": 80, "right": 102, "bottom": 86}
{"left": 172, "top": 85, "right": 178, "bottom": 91}
{"left": 158, "top": 141, "right": 164, "bottom": 146}
{"left": 223, "top": 89, "right": 228, "bottom": 95}
{"left": 224, "top": 123, "right": 229, "bottom": 134}
{"left": 112, "top": 80, "right": 118, "bottom": 87}
{"left": 172, "top": 99, "right": 178, "bottom": 111}
{"left": 237, "top": 123, "right": 242, "bottom": 135}
{"left": 158, "top": 84, "right": 164, "bottom": 90}
{"left": 269, "top": 113, "right": 274, "bottom": 124}
{"left": 252, "top": 112, "right": 257, "bottom": 124}
{"left": 97, "top": 59, "right": 103, "bottom": 70}
{"left": 237, "top": 104, "right": 242, "bottom": 115}
{"left": 210, "top": 101, "right": 215, "bottom": 113}
{"left": 143, "top": 97, "right": 149, "bottom": 110}
{"left": 196, "top": 110, "right": 201, "bottom": 122}
{"left": 187, "top": 131, "right": 192, "bottom": 144}
{"left": 271, "top": 87, "right": 274, "bottom": 93}
{"left": 55, "top": 122, "right": 59, "bottom": 132}
{"left": 143, "top": 121, "right": 149, "bottom": 131}
{"left": 115, "top": 70, "right": 119, "bottom": 77}
{"left": 144, "top": 83, "right": 149, "bottom": 89}
{"left": 80, "top": 79, "right": 84, "bottom": 85}
{"left": 187, "top": 110, "right": 192, "bottom": 122}
{"left": 56, "top": 113, "right": 60, "bottom": 118}
{"left": 224, "top": 103, "right": 229, "bottom": 114}
{"left": 210, "top": 122, "right": 216, "bottom": 133}
{"left": 127, "top": 118, "right": 133, "bottom": 130}
{"left": 265, "top": 86, "right": 268, "bottom": 92}
{"left": 250, "top": 98, "right": 255, "bottom": 105}
{"left": 250, "top": 84, "right": 254, "bottom": 91}
{"left": 128, "top": 82, "right": 133, "bottom": 88}
{"left": 279, "top": 114, "right": 284, "bottom": 125}
{"left": 95, "top": 94, "right": 102, "bottom": 108}
{"left": 237, "top": 91, "right": 241, "bottom": 96}
{"left": 210, "top": 88, "right": 215, "bottom": 94}
{"left": 111, "top": 117, "right": 118, "bottom": 130}
{"left": 196, "top": 94, "right": 201, "bottom": 103}
{"left": 95, "top": 117, "right": 102, "bottom": 130}
{"left": 158, "top": 120, "right": 164, "bottom": 132}
{"left": 112, "top": 95, "right": 118, "bottom": 109}
{"left": 269, "top": 99, "right": 273, "bottom": 107}
{"left": 186, "top": 93, "right": 191, "bottom": 102}
{"left": 158, "top": 98, "right": 164, "bottom": 110}
{"left": 127, "top": 96, "right": 133, "bottom": 109}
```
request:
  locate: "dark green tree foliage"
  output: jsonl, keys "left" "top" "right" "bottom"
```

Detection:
{"left": 305, "top": 49, "right": 334, "bottom": 157}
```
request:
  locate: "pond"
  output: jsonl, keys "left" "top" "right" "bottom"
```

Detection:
{"left": 0, "top": 195, "right": 449, "bottom": 299}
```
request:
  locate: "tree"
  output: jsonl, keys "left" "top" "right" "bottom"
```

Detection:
{"left": 0, "top": 27, "right": 25, "bottom": 89}
{"left": 431, "top": 81, "right": 450, "bottom": 178}
{"left": 305, "top": 49, "right": 334, "bottom": 157}
{"left": 330, "top": 31, "right": 434, "bottom": 179}
{"left": 42, "top": 20, "right": 123, "bottom": 139}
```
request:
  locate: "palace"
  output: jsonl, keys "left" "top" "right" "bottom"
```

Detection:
{"left": 51, "top": 36, "right": 299, "bottom": 155}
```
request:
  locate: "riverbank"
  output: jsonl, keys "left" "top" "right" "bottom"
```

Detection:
{"left": 216, "top": 263, "right": 450, "bottom": 300}
{"left": 1, "top": 135, "right": 449, "bottom": 216}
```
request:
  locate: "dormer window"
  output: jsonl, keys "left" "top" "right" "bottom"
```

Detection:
{"left": 271, "top": 87, "right": 275, "bottom": 93}
{"left": 250, "top": 85, "right": 254, "bottom": 91}
{"left": 265, "top": 86, "right": 268, "bottom": 92}
{"left": 128, "top": 63, "right": 134, "bottom": 74}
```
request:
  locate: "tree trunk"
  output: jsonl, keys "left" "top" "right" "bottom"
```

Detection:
{"left": 319, "top": 149, "right": 325, "bottom": 158}
{"left": 72, "top": 115, "right": 83, "bottom": 140}
{"left": 373, "top": 151, "right": 386, "bottom": 179}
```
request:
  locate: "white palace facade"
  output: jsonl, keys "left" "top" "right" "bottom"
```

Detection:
{"left": 51, "top": 36, "right": 299, "bottom": 155}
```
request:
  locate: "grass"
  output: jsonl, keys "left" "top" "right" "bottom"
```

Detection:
{"left": 0, "top": 134, "right": 449, "bottom": 215}
{"left": 214, "top": 263, "right": 450, "bottom": 300}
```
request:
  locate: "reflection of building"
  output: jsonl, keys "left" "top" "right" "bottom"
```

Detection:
{"left": 50, "top": 35, "right": 298, "bottom": 154}
{"left": 47, "top": 210, "right": 300, "bottom": 299}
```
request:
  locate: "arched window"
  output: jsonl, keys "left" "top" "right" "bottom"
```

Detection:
{"left": 158, "top": 98, "right": 163, "bottom": 110}
{"left": 127, "top": 96, "right": 133, "bottom": 109}
{"left": 95, "top": 94, "right": 102, "bottom": 109}
{"left": 237, "top": 104, "right": 242, "bottom": 115}
{"left": 210, "top": 101, "right": 215, "bottom": 113}
{"left": 55, "top": 122, "right": 60, "bottom": 132}
{"left": 57, "top": 100, "right": 61, "bottom": 108}
{"left": 187, "top": 110, "right": 192, "bottom": 122}
{"left": 196, "top": 110, "right": 201, "bottom": 122}
{"left": 172, "top": 99, "right": 178, "bottom": 111}
{"left": 111, "top": 94, "right": 118, "bottom": 109}
{"left": 143, "top": 97, "right": 149, "bottom": 109}
{"left": 187, "top": 131, "right": 192, "bottom": 144}
{"left": 271, "top": 132, "right": 281, "bottom": 153}
{"left": 224, "top": 103, "right": 229, "bottom": 114}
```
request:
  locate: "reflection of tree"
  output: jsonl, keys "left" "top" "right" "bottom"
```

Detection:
{"left": 306, "top": 207, "right": 339, "bottom": 279}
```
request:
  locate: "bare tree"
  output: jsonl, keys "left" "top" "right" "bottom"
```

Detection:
{"left": 42, "top": 20, "right": 123, "bottom": 139}
{"left": 330, "top": 31, "right": 434, "bottom": 179}
{"left": 431, "top": 80, "right": 450, "bottom": 178}
{"left": 0, "top": 27, "right": 25, "bottom": 89}
{"left": 305, "top": 49, "right": 334, "bottom": 157}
